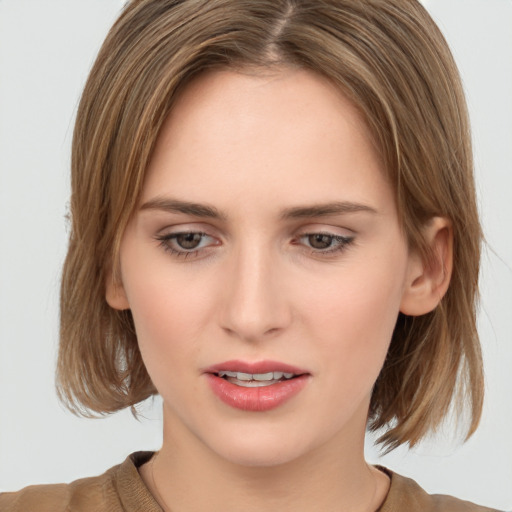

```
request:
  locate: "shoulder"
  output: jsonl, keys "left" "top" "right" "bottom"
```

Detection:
{"left": 0, "top": 473, "right": 116, "bottom": 512}
{"left": 0, "top": 452, "right": 156, "bottom": 512}
{"left": 381, "top": 469, "right": 502, "bottom": 512}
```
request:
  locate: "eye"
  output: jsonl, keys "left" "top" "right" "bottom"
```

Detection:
{"left": 298, "top": 232, "right": 354, "bottom": 255}
{"left": 155, "top": 231, "right": 218, "bottom": 259}
{"left": 174, "top": 232, "right": 204, "bottom": 250}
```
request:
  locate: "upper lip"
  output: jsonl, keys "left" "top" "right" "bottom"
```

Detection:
{"left": 202, "top": 360, "right": 309, "bottom": 375}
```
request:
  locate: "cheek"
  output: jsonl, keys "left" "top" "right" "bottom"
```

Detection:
{"left": 120, "top": 253, "right": 215, "bottom": 383}
{"left": 300, "top": 253, "right": 407, "bottom": 388}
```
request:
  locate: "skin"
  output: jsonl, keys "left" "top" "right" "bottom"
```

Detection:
{"left": 107, "top": 68, "right": 452, "bottom": 512}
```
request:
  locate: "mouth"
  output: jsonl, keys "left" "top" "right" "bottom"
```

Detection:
{"left": 204, "top": 360, "right": 310, "bottom": 411}
{"left": 215, "top": 370, "right": 300, "bottom": 388}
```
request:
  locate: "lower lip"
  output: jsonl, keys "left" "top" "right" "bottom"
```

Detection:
{"left": 205, "top": 374, "right": 309, "bottom": 412}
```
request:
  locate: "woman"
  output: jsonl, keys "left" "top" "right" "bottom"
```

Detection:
{"left": 0, "top": 1, "right": 503, "bottom": 510}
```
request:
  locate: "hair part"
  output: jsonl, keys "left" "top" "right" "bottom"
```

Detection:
{"left": 58, "top": 0, "right": 483, "bottom": 451}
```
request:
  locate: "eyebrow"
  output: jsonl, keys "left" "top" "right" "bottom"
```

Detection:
{"left": 280, "top": 202, "right": 377, "bottom": 220}
{"left": 140, "top": 197, "right": 228, "bottom": 220}
{"left": 140, "top": 197, "right": 377, "bottom": 220}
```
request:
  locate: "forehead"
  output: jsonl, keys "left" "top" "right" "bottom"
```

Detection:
{"left": 155, "top": 67, "right": 375, "bottom": 159}
{"left": 141, "top": 67, "right": 393, "bottom": 216}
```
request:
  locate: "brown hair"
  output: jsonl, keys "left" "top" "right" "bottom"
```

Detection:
{"left": 57, "top": 0, "right": 483, "bottom": 451}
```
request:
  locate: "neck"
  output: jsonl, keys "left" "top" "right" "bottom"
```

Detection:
{"left": 141, "top": 404, "right": 390, "bottom": 512}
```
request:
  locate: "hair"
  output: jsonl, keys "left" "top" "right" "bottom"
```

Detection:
{"left": 57, "top": 0, "right": 483, "bottom": 451}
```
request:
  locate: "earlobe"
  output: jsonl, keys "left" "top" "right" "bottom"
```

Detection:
{"left": 105, "top": 272, "right": 130, "bottom": 311}
{"left": 400, "top": 217, "right": 453, "bottom": 316}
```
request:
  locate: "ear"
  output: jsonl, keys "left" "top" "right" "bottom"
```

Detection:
{"left": 400, "top": 217, "right": 453, "bottom": 316}
{"left": 105, "top": 270, "right": 130, "bottom": 311}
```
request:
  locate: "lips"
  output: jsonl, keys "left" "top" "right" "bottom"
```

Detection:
{"left": 204, "top": 360, "right": 308, "bottom": 375}
{"left": 203, "top": 360, "right": 310, "bottom": 411}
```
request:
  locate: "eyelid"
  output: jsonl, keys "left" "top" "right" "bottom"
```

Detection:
{"left": 153, "top": 225, "right": 356, "bottom": 261}
{"left": 297, "top": 232, "right": 354, "bottom": 251}
{"left": 294, "top": 222, "right": 355, "bottom": 235}
{"left": 154, "top": 228, "right": 220, "bottom": 259}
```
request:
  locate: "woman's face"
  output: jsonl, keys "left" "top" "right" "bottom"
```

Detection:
{"left": 107, "top": 68, "right": 420, "bottom": 466}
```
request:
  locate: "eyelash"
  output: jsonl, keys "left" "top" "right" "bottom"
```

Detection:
{"left": 154, "top": 231, "right": 355, "bottom": 260}
{"left": 155, "top": 231, "right": 213, "bottom": 260}
{"left": 297, "top": 232, "right": 355, "bottom": 255}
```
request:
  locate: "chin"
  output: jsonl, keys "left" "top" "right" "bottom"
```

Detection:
{"left": 215, "top": 440, "right": 309, "bottom": 468}
{"left": 199, "top": 421, "right": 324, "bottom": 468}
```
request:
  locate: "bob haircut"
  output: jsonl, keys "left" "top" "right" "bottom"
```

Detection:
{"left": 58, "top": 0, "right": 483, "bottom": 451}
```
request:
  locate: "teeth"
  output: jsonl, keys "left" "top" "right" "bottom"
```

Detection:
{"left": 253, "top": 372, "right": 274, "bottom": 381}
{"left": 218, "top": 371, "right": 237, "bottom": 378}
{"left": 217, "top": 371, "right": 297, "bottom": 380}
{"left": 234, "top": 380, "right": 278, "bottom": 388}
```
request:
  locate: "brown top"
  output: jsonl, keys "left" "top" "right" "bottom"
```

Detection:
{"left": 0, "top": 452, "right": 500, "bottom": 512}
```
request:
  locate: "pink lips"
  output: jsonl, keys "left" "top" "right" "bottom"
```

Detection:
{"left": 203, "top": 360, "right": 310, "bottom": 412}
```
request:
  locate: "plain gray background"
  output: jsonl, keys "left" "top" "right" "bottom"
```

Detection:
{"left": 0, "top": 1, "right": 511, "bottom": 509}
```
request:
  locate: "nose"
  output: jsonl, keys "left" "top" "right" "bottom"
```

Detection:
{"left": 219, "top": 242, "right": 292, "bottom": 342}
